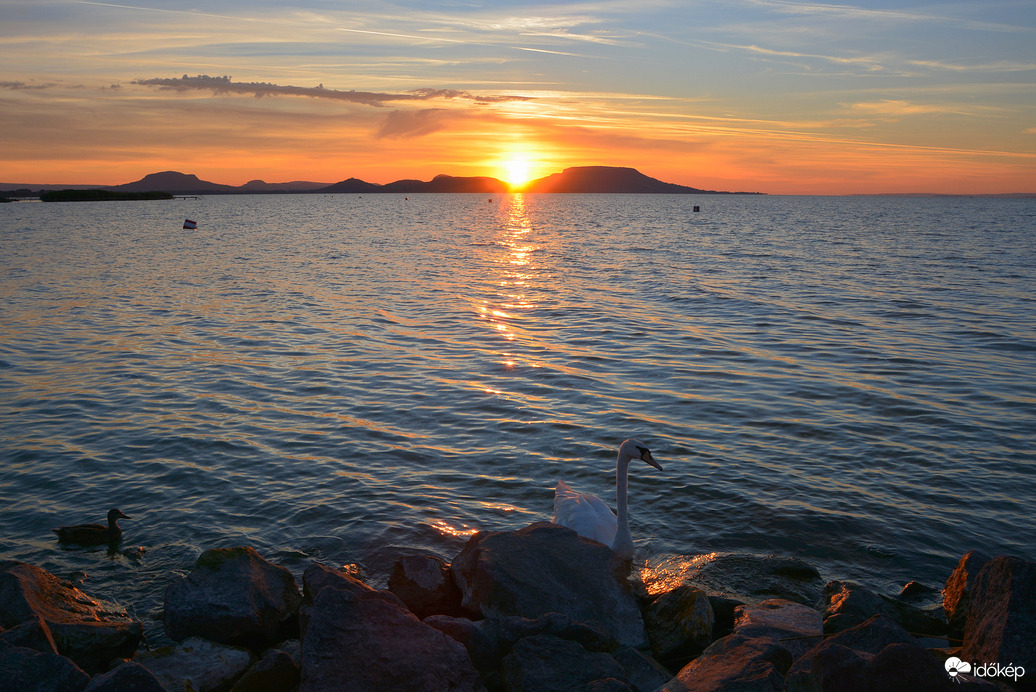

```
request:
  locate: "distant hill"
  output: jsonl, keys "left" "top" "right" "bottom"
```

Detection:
{"left": 320, "top": 174, "right": 508, "bottom": 194}
{"left": 109, "top": 171, "right": 237, "bottom": 194}
{"left": 2, "top": 166, "right": 761, "bottom": 196}
{"left": 320, "top": 177, "right": 384, "bottom": 194}
{"left": 521, "top": 166, "right": 715, "bottom": 193}
{"left": 239, "top": 179, "right": 334, "bottom": 192}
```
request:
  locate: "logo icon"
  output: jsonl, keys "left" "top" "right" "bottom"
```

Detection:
{"left": 945, "top": 657, "right": 972, "bottom": 683}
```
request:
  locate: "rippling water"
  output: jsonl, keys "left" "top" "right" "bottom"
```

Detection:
{"left": 1, "top": 193, "right": 1034, "bottom": 641}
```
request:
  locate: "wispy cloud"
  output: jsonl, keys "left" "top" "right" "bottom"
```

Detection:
{"left": 0, "top": 81, "right": 53, "bottom": 90}
{"left": 133, "top": 75, "right": 531, "bottom": 107}
{"left": 704, "top": 41, "right": 887, "bottom": 71}
{"left": 739, "top": 0, "right": 1032, "bottom": 33}
{"left": 377, "top": 108, "right": 455, "bottom": 138}
{"left": 845, "top": 99, "right": 987, "bottom": 117}
{"left": 907, "top": 59, "right": 1036, "bottom": 73}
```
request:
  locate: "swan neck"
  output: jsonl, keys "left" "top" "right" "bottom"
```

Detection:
{"left": 613, "top": 453, "right": 632, "bottom": 555}
{"left": 616, "top": 456, "right": 630, "bottom": 522}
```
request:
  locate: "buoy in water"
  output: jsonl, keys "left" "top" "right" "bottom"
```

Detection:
{"left": 183, "top": 219, "right": 198, "bottom": 229}
{"left": 693, "top": 206, "right": 701, "bottom": 213}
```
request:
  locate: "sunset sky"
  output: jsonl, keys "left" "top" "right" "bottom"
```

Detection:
{"left": 2, "top": 0, "right": 1035, "bottom": 194}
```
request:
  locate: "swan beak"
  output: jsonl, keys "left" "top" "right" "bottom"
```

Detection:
{"left": 642, "top": 451, "right": 662, "bottom": 471}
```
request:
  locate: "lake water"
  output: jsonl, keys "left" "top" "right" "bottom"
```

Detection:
{"left": 1, "top": 193, "right": 1034, "bottom": 641}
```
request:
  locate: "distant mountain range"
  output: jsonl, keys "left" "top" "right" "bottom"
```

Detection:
{"left": 1, "top": 167, "right": 761, "bottom": 195}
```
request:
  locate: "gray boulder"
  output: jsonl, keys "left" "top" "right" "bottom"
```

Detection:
{"left": 164, "top": 547, "right": 302, "bottom": 650}
{"left": 0, "top": 613, "right": 59, "bottom": 654}
{"left": 783, "top": 614, "right": 947, "bottom": 692}
{"left": 389, "top": 554, "right": 463, "bottom": 618}
{"left": 429, "top": 611, "right": 640, "bottom": 691}
{"left": 483, "top": 612, "right": 618, "bottom": 654}
{"left": 451, "top": 523, "right": 648, "bottom": 648}
{"left": 301, "top": 562, "right": 383, "bottom": 604}
{"left": 228, "top": 648, "right": 300, "bottom": 692}
{"left": 818, "top": 580, "right": 946, "bottom": 636}
{"left": 677, "top": 553, "right": 824, "bottom": 606}
{"left": 135, "top": 636, "right": 254, "bottom": 692}
{"left": 0, "top": 640, "right": 90, "bottom": 692}
{"left": 658, "top": 634, "right": 791, "bottom": 692}
{"left": 610, "top": 646, "right": 672, "bottom": 692}
{"left": 501, "top": 634, "right": 631, "bottom": 692}
{"left": 898, "top": 581, "right": 937, "bottom": 603}
{"left": 654, "top": 598, "right": 823, "bottom": 690}
{"left": 943, "top": 550, "right": 991, "bottom": 639}
{"left": 785, "top": 638, "right": 953, "bottom": 692}
{"left": 299, "top": 583, "right": 483, "bottom": 692}
{"left": 425, "top": 614, "right": 500, "bottom": 674}
{"left": 643, "top": 585, "right": 715, "bottom": 663}
{"left": 0, "top": 561, "right": 143, "bottom": 673}
{"left": 708, "top": 595, "right": 746, "bottom": 639}
{"left": 733, "top": 598, "right": 824, "bottom": 661}
{"left": 960, "top": 554, "right": 1036, "bottom": 672}
{"left": 84, "top": 661, "right": 170, "bottom": 692}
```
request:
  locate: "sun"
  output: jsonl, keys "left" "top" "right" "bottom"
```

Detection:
{"left": 502, "top": 156, "right": 533, "bottom": 189}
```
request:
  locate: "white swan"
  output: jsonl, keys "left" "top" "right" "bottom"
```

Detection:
{"left": 553, "top": 438, "right": 662, "bottom": 560}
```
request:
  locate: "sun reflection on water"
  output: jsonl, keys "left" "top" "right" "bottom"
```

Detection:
{"left": 430, "top": 519, "right": 480, "bottom": 539}
{"left": 639, "top": 552, "right": 720, "bottom": 596}
{"left": 474, "top": 193, "right": 540, "bottom": 365}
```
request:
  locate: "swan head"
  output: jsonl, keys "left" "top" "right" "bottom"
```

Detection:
{"left": 619, "top": 438, "right": 662, "bottom": 471}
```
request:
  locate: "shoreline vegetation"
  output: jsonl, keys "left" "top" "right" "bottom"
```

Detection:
{"left": 39, "top": 189, "right": 175, "bottom": 203}
{"left": 1, "top": 522, "right": 1031, "bottom": 691}
{"left": 2, "top": 166, "right": 765, "bottom": 199}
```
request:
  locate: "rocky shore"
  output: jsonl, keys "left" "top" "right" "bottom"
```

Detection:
{"left": 1, "top": 522, "right": 1032, "bottom": 691}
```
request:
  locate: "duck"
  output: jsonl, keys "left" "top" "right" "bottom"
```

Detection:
{"left": 553, "top": 438, "right": 662, "bottom": 560}
{"left": 53, "top": 508, "right": 130, "bottom": 545}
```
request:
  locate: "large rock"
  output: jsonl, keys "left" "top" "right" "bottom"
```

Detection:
{"left": 483, "top": 612, "right": 618, "bottom": 654}
{"left": 943, "top": 550, "right": 991, "bottom": 638}
{"left": 960, "top": 554, "right": 1036, "bottom": 672}
{"left": 678, "top": 553, "right": 825, "bottom": 606}
{"left": 429, "top": 611, "right": 637, "bottom": 691}
{"left": 500, "top": 634, "right": 631, "bottom": 692}
{"left": 733, "top": 598, "right": 823, "bottom": 661}
{"left": 0, "top": 640, "right": 90, "bottom": 692}
{"left": 659, "top": 634, "right": 791, "bottom": 692}
{"left": 451, "top": 523, "right": 648, "bottom": 648}
{"left": 0, "top": 561, "right": 143, "bottom": 673}
{"left": 84, "top": 661, "right": 170, "bottom": 692}
{"left": 389, "top": 554, "right": 463, "bottom": 618}
{"left": 784, "top": 614, "right": 952, "bottom": 692}
{"left": 299, "top": 582, "right": 483, "bottom": 692}
{"left": 708, "top": 596, "right": 746, "bottom": 639}
{"left": 818, "top": 580, "right": 946, "bottom": 636}
{"left": 425, "top": 614, "right": 499, "bottom": 673}
{"left": 0, "top": 613, "right": 59, "bottom": 654}
{"left": 135, "top": 637, "right": 254, "bottom": 692}
{"left": 164, "top": 547, "right": 302, "bottom": 650}
{"left": 228, "top": 648, "right": 300, "bottom": 692}
{"left": 610, "top": 646, "right": 672, "bottom": 692}
{"left": 301, "top": 562, "right": 380, "bottom": 603}
{"left": 643, "top": 585, "right": 715, "bottom": 663}
{"left": 660, "top": 599, "right": 823, "bottom": 691}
